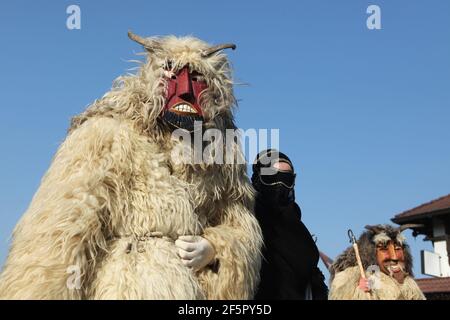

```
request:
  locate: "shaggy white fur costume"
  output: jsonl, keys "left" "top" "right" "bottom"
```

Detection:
{"left": 0, "top": 34, "right": 262, "bottom": 300}
{"left": 329, "top": 266, "right": 425, "bottom": 300}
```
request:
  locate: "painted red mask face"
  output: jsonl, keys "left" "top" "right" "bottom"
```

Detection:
{"left": 161, "top": 65, "right": 208, "bottom": 131}
{"left": 376, "top": 241, "right": 406, "bottom": 284}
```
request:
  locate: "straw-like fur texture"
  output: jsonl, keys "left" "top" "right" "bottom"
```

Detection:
{"left": 329, "top": 266, "right": 425, "bottom": 300}
{"left": 329, "top": 225, "right": 414, "bottom": 281}
{"left": 328, "top": 225, "right": 424, "bottom": 300}
{"left": 0, "top": 35, "right": 262, "bottom": 300}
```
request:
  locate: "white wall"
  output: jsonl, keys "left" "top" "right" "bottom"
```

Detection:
{"left": 433, "top": 219, "right": 450, "bottom": 277}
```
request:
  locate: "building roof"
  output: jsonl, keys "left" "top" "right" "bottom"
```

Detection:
{"left": 392, "top": 194, "right": 450, "bottom": 224}
{"left": 416, "top": 277, "right": 450, "bottom": 293}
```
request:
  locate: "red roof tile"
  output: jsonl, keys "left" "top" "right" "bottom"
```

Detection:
{"left": 393, "top": 194, "right": 450, "bottom": 222}
{"left": 415, "top": 277, "right": 450, "bottom": 293}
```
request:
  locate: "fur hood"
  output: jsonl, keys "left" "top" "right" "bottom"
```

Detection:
{"left": 330, "top": 224, "right": 414, "bottom": 281}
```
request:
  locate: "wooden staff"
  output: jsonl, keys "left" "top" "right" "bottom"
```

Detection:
{"left": 348, "top": 229, "right": 371, "bottom": 299}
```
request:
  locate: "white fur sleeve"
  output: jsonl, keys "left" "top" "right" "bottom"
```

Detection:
{"left": 197, "top": 202, "right": 263, "bottom": 300}
{"left": 329, "top": 266, "right": 372, "bottom": 300}
{"left": 0, "top": 117, "right": 127, "bottom": 299}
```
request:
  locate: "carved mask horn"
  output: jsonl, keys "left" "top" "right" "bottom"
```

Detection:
{"left": 128, "top": 30, "right": 162, "bottom": 53}
{"left": 364, "top": 224, "right": 384, "bottom": 234}
{"left": 201, "top": 44, "right": 236, "bottom": 57}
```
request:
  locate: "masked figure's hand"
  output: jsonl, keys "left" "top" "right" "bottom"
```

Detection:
{"left": 175, "top": 235, "right": 216, "bottom": 271}
{"left": 358, "top": 277, "right": 371, "bottom": 292}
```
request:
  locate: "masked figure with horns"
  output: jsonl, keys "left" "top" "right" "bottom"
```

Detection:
{"left": 328, "top": 224, "right": 425, "bottom": 300}
{"left": 0, "top": 32, "right": 262, "bottom": 300}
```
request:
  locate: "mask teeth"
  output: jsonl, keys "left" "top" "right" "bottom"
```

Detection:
{"left": 172, "top": 104, "right": 198, "bottom": 114}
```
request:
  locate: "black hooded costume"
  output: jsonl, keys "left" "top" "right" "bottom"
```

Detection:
{"left": 252, "top": 150, "right": 328, "bottom": 300}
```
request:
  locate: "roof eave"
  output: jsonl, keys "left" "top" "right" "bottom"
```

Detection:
{"left": 392, "top": 208, "right": 450, "bottom": 225}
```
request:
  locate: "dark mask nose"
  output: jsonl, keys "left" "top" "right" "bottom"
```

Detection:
{"left": 176, "top": 67, "right": 195, "bottom": 103}
{"left": 388, "top": 243, "right": 398, "bottom": 261}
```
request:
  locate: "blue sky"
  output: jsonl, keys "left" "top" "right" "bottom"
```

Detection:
{"left": 1, "top": 0, "right": 449, "bottom": 283}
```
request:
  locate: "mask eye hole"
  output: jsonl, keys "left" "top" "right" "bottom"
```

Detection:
{"left": 163, "top": 60, "right": 176, "bottom": 79}
{"left": 191, "top": 71, "right": 205, "bottom": 82}
{"left": 164, "top": 60, "right": 173, "bottom": 71}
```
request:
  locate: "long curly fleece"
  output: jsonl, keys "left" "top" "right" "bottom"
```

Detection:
{"left": 328, "top": 225, "right": 425, "bottom": 300}
{"left": 329, "top": 266, "right": 425, "bottom": 300}
{"left": 0, "top": 33, "right": 262, "bottom": 300}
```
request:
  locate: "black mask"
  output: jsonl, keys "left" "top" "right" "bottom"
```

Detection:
{"left": 257, "top": 171, "right": 296, "bottom": 206}
{"left": 252, "top": 149, "right": 297, "bottom": 207}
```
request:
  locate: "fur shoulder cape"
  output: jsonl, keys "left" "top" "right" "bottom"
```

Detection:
{"left": 329, "top": 266, "right": 426, "bottom": 300}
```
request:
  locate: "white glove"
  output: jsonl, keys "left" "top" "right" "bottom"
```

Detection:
{"left": 175, "top": 235, "right": 216, "bottom": 271}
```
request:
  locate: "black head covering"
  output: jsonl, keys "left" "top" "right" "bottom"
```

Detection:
{"left": 252, "top": 149, "right": 328, "bottom": 300}
{"left": 251, "top": 149, "right": 296, "bottom": 207}
{"left": 252, "top": 149, "right": 293, "bottom": 174}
